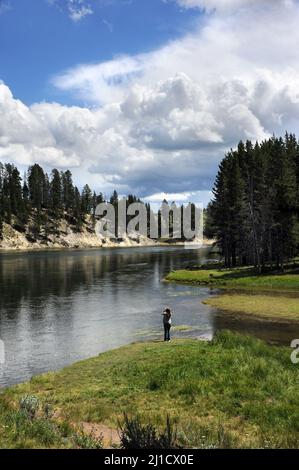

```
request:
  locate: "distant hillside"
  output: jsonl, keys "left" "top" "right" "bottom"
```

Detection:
{"left": 0, "top": 211, "right": 161, "bottom": 250}
{"left": 0, "top": 161, "right": 207, "bottom": 251}
{"left": 0, "top": 162, "right": 154, "bottom": 249}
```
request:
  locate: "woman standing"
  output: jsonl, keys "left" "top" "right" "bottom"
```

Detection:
{"left": 162, "top": 307, "right": 172, "bottom": 342}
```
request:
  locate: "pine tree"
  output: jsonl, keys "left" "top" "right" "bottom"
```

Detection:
{"left": 0, "top": 213, "right": 3, "bottom": 240}
{"left": 62, "top": 170, "right": 74, "bottom": 212}
{"left": 81, "top": 184, "right": 93, "bottom": 215}
{"left": 110, "top": 190, "right": 118, "bottom": 207}
{"left": 28, "top": 164, "right": 47, "bottom": 211}
{"left": 50, "top": 169, "right": 62, "bottom": 217}
{"left": 206, "top": 135, "right": 299, "bottom": 269}
{"left": 73, "top": 187, "right": 83, "bottom": 231}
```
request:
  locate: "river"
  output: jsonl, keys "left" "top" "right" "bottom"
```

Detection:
{"left": 0, "top": 246, "right": 298, "bottom": 387}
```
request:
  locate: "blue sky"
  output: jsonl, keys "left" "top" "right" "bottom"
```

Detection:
{"left": 1, "top": 1, "right": 299, "bottom": 205}
{"left": 0, "top": 0, "right": 200, "bottom": 106}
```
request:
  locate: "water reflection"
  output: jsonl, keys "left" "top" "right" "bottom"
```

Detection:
{"left": 0, "top": 247, "right": 216, "bottom": 387}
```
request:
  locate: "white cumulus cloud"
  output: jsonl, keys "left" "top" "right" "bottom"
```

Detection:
{"left": 2, "top": 1, "right": 299, "bottom": 200}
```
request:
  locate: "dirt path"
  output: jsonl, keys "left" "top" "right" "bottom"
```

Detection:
{"left": 81, "top": 422, "right": 121, "bottom": 448}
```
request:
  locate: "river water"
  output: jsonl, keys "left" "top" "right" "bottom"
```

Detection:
{"left": 0, "top": 246, "right": 298, "bottom": 387}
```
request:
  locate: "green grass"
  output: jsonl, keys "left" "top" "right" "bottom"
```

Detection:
{"left": 204, "top": 294, "right": 299, "bottom": 322}
{"left": 1, "top": 331, "right": 299, "bottom": 448}
{"left": 0, "top": 400, "right": 74, "bottom": 449}
{"left": 166, "top": 266, "right": 299, "bottom": 291}
{"left": 166, "top": 266, "right": 299, "bottom": 321}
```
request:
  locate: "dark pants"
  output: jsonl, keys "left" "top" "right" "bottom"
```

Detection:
{"left": 164, "top": 323, "right": 171, "bottom": 341}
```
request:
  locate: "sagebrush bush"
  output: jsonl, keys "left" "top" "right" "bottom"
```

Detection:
{"left": 119, "top": 414, "right": 179, "bottom": 449}
{"left": 19, "top": 395, "right": 39, "bottom": 420}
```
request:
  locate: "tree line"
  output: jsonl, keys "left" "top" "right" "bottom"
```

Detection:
{"left": 0, "top": 162, "right": 194, "bottom": 242}
{"left": 205, "top": 134, "right": 299, "bottom": 270}
{"left": 0, "top": 163, "right": 144, "bottom": 240}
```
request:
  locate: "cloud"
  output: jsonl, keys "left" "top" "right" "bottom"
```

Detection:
{"left": 0, "top": 83, "right": 80, "bottom": 167}
{"left": 174, "top": 0, "right": 294, "bottom": 13}
{"left": 53, "top": 1, "right": 299, "bottom": 105}
{"left": 47, "top": 0, "right": 93, "bottom": 22}
{"left": 0, "top": 69, "right": 293, "bottom": 196}
{"left": 2, "top": 1, "right": 299, "bottom": 200}
{"left": 52, "top": 55, "right": 145, "bottom": 104}
{"left": 68, "top": 0, "right": 93, "bottom": 22}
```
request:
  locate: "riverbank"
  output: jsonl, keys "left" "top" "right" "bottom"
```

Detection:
{"left": 0, "top": 220, "right": 156, "bottom": 251}
{"left": 166, "top": 265, "right": 299, "bottom": 291}
{"left": 203, "top": 293, "right": 299, "bottom": 323}
{"left": 0, "top": 331, "right": 298, "bottom": 449}
{"left": 0, "top": 220, "right": 213, "bottom": 251}
{"left": 166, "top": 265, "right": 299, "bottom": 322}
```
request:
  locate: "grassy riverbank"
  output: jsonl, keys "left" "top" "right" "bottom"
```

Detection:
{"left": 166, "top": 265, "right": 299, "bottom": 322}
{"left": 204, "top": 294, "right": 299, "bottom": 322}
{"left": 166, "top": 266, "right": 299, "bottom": 291}
{"left": 0, "top": 331, "right": 298, "bottom": 449}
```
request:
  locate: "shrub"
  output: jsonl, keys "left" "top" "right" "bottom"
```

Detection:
{"left": 5, "top": 410, "right": 59, "bottom": 446}
{"left": 19, "top": 395, "right": 39, "bottom": 420}
{"left": 73, "top": 429, "right": 103, "bottom": 449}
{"left": 119, "top": 414, "right": 180, "bottom": 449}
